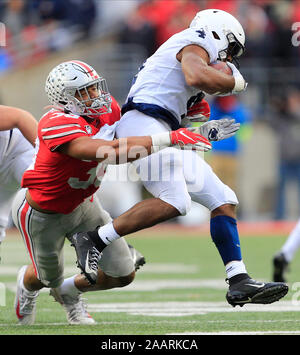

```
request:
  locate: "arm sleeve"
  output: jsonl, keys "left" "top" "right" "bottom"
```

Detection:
{"left": 40, "top": 114, "right": 88, "bottom": 151}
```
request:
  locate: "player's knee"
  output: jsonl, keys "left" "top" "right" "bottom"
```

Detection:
{"left": 116, "top": 271, "right": 136, "bottom": 288}
{"left": 211, "top": 203, "right": 237, "bottom": 219}
{"left": 161, "top": 193, "right": 192, "bottom": 216}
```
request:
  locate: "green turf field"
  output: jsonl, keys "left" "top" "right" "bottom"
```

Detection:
{"left": 1, "top": 227, "right": 300, "bottom": 335}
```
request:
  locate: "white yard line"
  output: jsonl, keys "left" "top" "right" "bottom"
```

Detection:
{"left": 4, "top": 278, "right": 227, "bottom": 293}
{"left": 168, "top": 331, "right": 300, "bottom": 335}
{"left": 87, "top": 300, "right": 300, "bottom": 316}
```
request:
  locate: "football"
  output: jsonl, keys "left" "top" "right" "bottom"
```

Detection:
{"left": 209, "top": 60, "right": 233, "bottom": 75}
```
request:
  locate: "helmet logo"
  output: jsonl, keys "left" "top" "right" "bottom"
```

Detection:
{"left": 85, "top": 125, "right": 92, "bottom": 134}
{"left": 196, "top": 29, "right": 206, "bottom": 39}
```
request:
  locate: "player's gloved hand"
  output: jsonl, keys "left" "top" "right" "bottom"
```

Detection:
{"left": 188, "top": 118, "right": 240, "bottom": 141}
{"left": 186, "top": 99, "right": 210, "bottom": 122}
{"left": 226, "top": 62, "right": 248, "bottom": 94}
{"left": 151, "top": 127, "right": 212, "bottom": 153}
{"left": 170, "top": 128, "right": 212, "bottom": 151}
{"left": 212, "top": 62, "right": 247, "bottom": 96}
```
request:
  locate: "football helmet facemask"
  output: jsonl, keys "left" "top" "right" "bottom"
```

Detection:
{"left": 190, "top": 9, "right": 245, "bottom": 66}
{"left": 45, "top": 60, "right": 112, "bottom": 117}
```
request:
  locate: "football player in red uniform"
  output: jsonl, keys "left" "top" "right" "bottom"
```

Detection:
{"left": 11, "top": 60, "right": 212, "bottom": 325}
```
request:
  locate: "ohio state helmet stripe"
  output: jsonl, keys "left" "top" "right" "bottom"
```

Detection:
{"left": 71, "top": 60, "right": 99, "bottom": 79}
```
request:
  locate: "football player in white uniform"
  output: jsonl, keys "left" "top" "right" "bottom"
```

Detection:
{"left": 72, "top": 9, "right": 288, "bottom": 306}
{"left": 0, "top": 105, "right": 36, "bottom": 260}
{"left": 272, "top": 220, "right": 300, "bottom": 282}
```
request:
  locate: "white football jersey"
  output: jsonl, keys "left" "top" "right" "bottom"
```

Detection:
{"left": 0, "top": 130, "right": 13, "bottom": 164}
{"left": 0, "top": 129, "right": 34, "bottom": 235}
{"left": 123, "top": 27, "right": 218, "bottom": 127}
{"left": 0, "top": 129, "right": 33, "bottom": 182}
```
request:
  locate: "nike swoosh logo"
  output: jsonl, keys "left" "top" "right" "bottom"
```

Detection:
{"left": 179, "top": 131, "right": 195, "bottom": 143}
{"left": 85, "top": 250, "right": 97, "bottom": 275}
{"left": 244, "top": 283, "right": 265, "bottom": 288}
{"left": 104, "top": 236, "right": 112, "bottom": 243}
{"left": 233, "top": 297, "right": 251, "bottom": 304}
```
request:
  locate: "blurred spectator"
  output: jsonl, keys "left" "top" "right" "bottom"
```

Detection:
{"left": 208, "top": 96, "right": 252, "bottom": 194}
{"left": 268, "top": 87, "right": 300, "bottom": 220}
{"left": 266, "top": 0, "right": 299, "bottom": 67}
{"left": 0, "top": 49, "right": 13, "bottom": 73}
{"left": 206, "top": 0, "right": 238, "bottom": 14}
{"left": 65, "top": 0, "right": 97, "bottom": 39}
{"left": 156, "top": 0, "right": 199, "bottom": 45}
{"left": 37, "top": 0, "right": 96, "bottom": 40}
{"left": 37, "top": 0, "right": 68, "bottom": 23}
{"left": 0, "top": 0, "right": 97, "bottom": 71}
{"left": 1, "top": 0, "right": 27, "bottom": 36}
{"left": 118, "top": 4, "right": 157, "bottom": 58}
{"left": 241, "top": 3, "right": 271, "bottom": 64}
{"left": 138, "top": 0, "right": 200, "bottom": 46}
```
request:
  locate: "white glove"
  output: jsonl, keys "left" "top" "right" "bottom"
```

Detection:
{"left": 188, "top": 118, "right": 240, "bottom": 142}
{"left": 226, "top": 62, "right": 248, "bottom": 94}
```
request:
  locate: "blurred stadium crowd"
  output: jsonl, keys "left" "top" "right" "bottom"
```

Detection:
{"left": 1, "top": 0, "right": 300, "bottom": 69}
{"left": 1, "top": 0, "right": 300, "bottom": 222}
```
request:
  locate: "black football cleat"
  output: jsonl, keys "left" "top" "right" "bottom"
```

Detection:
{"left": 273, "top": 252, "right": 289, "bottom": 283}
{"left": 69, "top": 232, "right": 102, "bottom": 285}
{"left": 226, "top": 277, "right": 288, "bottom": 307}
{"left": 128, "top": 244, "right": 146, "bottom": 271}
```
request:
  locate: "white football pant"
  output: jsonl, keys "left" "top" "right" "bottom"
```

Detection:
{"left": 116, "top": 110, "right": 238, "bottom": 216}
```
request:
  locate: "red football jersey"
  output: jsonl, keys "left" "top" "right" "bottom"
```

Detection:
{"left": 22, "top": 97, "right": 121, "bottom": 214}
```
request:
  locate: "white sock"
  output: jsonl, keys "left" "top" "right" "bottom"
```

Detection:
{"left": 98, "top": 222, "right": 120, "bottom": 245}
{"left": 282, "top": 219, "right": 300, "bottom": 262}
{"left": 58, "top": 276, "right": 81, "bottom": 297}
{"left": 225, "top": 260, "right": 247, "bottom": 279}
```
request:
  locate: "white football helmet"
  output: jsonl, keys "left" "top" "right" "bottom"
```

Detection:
{"left": 190, "top": 9, "right": 245, "bottom": 63}
{"left": 45, "top": 60, "right": 112, "bottom": 117}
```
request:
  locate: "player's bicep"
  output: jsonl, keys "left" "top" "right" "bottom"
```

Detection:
{"left": 179, "top": 45, "right": 212, "bottom": 87}
{"left": 180, "top": 45, "right": 234, "bottom": 93}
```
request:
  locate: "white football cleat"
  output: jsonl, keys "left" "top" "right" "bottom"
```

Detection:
{"left": 14, "top": 265, "right": 39, "bottom": 325}
{"left": 50, "top": 288, "right": 96, "bottom": 325}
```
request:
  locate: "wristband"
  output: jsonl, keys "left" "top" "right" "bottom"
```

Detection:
{"left": 151, "top": 132, "right": 171, "bottom": 153}
{"left": 233, "top": 75, "right": 246, "bottom": 92}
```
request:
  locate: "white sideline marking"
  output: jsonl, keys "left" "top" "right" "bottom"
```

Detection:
{"left": 5, "top": 278, "right": 227, "bottom": 293}
{"left": 87, "top": 301, "right": 300, "bottom": 317}
{"left": 168, "top": 331, "right": 300, "bottom": 335}
{"left": 110, "top": 279, "right": 226, "bottom": 291}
